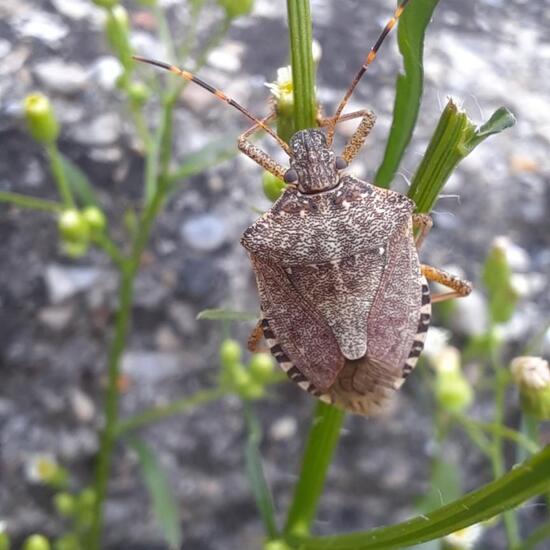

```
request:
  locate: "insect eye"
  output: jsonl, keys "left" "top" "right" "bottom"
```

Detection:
{"left": 284, "top": 168, "right": 299, "bottom": 184}
{"left": 335, "top": 156, "right": 348, "bottom": 170}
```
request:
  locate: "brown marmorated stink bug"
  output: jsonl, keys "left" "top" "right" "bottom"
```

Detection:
{"left": 134, "top": 0, "right": 472, "bottom": 414}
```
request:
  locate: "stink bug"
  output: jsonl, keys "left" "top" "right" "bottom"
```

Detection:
{"left": 134, "top": 0, "right": 472, "bottom": 414}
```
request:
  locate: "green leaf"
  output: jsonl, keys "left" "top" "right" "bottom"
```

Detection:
{"left": 167, "top": 136, "right": 236, "bottom": 186}
{"left": 129, "top": 438, "right": 182, "bottom": 549}
{"left": 0, "top": 191, "right": 62, "bottom": 213}
{"left": 375, "top": 0, "right": 440, "bottom": 188}
{"left": 407, "top": 99, "right": 516, "bottom": 213}
{"left": 197, "top": 309, "right": 259, "bottom": 322}
{"left": 58, "top": 154, "right": 101, "bottom": 208}
{"left": 291, "top": 445, "right": 550, "bottom": 549}
{"left": 416, "top": 457, "right": 461, "bottom": 514}
{"left": 243, "top": 404, "right": 279, "bottom": 539}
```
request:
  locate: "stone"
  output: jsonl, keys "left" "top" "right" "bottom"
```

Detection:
{"left": 45, "top": 264, "right": 101, "bottom": 304}
{"left": 33, "top": 59, "right": 89, "bottom": 95}
{"left": 69, "top": 389, "right": 95, "bottom": 423}
{"left": 72, "top": 113, "right": 121, "bottom": 146}
{"left": 15, "top": 11, "right": 69, "bottom": 47}
{"left": 90, "top": 56, "right": 124, "bottom": 91}
{"left": 180, "top": 214, "right": 228, "bottom": 252}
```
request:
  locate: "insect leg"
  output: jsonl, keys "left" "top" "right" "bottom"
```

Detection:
{"left": 412, "top": 213, "right": 433, "bottom": 250}
{"left": 237, "top": 113, "right": 288, "bottom": 180}
{"left": 421, "top": 264, "right": 473, "bottom": 303}
{"left": 247, "top": 320, "right": 268, "bottom": 353}
{"left": 317, "top": 109, "right": 371, "bottom": 127}
{"left": 341, "top": 111, "right": 377, "bottom": 163}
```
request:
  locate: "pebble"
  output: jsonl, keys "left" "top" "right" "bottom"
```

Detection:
{"left": 15, "top": 11, "right": 69, "bottom": 47}
{"left": 45, "top": 264, "right": 101, "bottom": 304}
{"left": 72, "top": 113, "right": 121, "bottom": 146}
{"left": 207, "top": 42, "right": 244, "bottom": 73}
{"left": 38, "top": 305, "right": 74, "bottom": 331}
{"left": 180, "top": 214, "right": 228, "bottom": 252}
{"left": 176, "top": 258, "right": 227, "bottom": 304}
{"left": 33, "top": 59, "right": 89, "bottom": 95}
{"left": 121, "top": 351, "right": 182, "bottom": 382}
{"left": 51, "top": 0, "right": 103, "bottom": 23}
{"left": 89, "top": 56, "right": 123, "bottom": 91}
{"left": 69, "top": 389, "right": 95, "bottom": 424}
{"left": 269, "top": 416, "right": 297, "bottom": 441}
{"left": 450, "top": 289, "right": 489, "bottom": 337}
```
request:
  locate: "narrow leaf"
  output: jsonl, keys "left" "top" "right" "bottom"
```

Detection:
{"left": 59, "top": 154, "right": 101, "bottom": 207}
{"left": 0, "top": 191, "right": 62, "bottom": 213}
{"left": 130, "top": 438, "right": 182, "bottom": 549}
{"left": 292, "top": 445, "right": 550, "bottom": 549}
{"left": 197, "top": 309, "right": 259, "bottom": 322}
{"left": 243, "top": 404, "right": 279, "bottom": 539}
{"left": 375, "top": 0, "right": 440, "bottom": 188}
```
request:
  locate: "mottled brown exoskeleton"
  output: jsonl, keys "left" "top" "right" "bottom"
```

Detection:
{"left": 134, "top": 0, "right": 472, "bottom": 414}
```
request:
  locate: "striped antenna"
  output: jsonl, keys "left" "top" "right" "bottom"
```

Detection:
{"left": 327, "top": 0, "right": 412, "bottom": 146}
{"left": 133, "top": 56, "right": 291, "bottom": 155}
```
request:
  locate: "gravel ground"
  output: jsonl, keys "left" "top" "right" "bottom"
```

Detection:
{"left": 0, "top": 0, "right": 549, "bottom": 548}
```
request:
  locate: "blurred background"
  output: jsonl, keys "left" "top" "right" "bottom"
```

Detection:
{"left": 0, "top": 0, "right": 549, "bottom": 548}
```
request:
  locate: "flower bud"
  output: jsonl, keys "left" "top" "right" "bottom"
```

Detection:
{"left": 432, "top": 347, "right": 473, "bottom": 413}
{"left": 220, "top": 339, "right": 242, "bottom": 369}
{"left": 127, "top": 81, "right": 151, "bottom": 105}
{"left": 262, "top": 171, "right": 285, "bottom": 202}
{"left": 105, "top": 6, "right": 132, "bottom": 70}
{"left": 53, "top": 492, "right": 75, "bottom": 518}
{"left": 249, "top": 353, "right": 275, "bottom": 383}
{"left": 82, "top": 206, "right": 106, "bottom": 235}
{"left": 58, "top": 209, "right": 90, "bottom": 243}
{"left": 62, "top": 240, "right": 90, "bottom": 259}
{"left": 53, "top": 535, "right": 79, "bottom": 550}
{"left": 217, "top": 0, "right": 254, "bottom": 19}
{"left": 22, "top": 535, "right": 50, "bottom": 550}
{"left": 264, "top": 541, "right": 292, "bottom": 550}
{"left": 24, "top": 94, "right": 59, "bottom": 145}
{"left": 511, "top": 356, "right": 550, "bottom": 419}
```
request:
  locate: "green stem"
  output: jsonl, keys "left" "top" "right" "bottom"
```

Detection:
{"left": 287, "top": 0, "right": 316, "bottom": 131}
{"left": 488, "top": 337, "right": 521, "bottom": 547}
{"left": 46, "top": 142, "right": 75, "bottom": 208}
{"left": 284, "top": 402, "right": 345, "bottom": 538}
{"left": 0, "top": 191, "right": 62, "bottom": 213}
{"left": 89, "top": 265, "right": 134, "bottom": 549}
{"left": 115, "top": 387, "right": 227, "bottom": 435}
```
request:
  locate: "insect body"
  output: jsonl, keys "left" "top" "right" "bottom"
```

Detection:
{"left": 134, "top": 0, "right": 472, "bottom": 414}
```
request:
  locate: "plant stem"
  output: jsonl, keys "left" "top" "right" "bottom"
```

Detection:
{"left": 46, "top": 142, "right": 75, "bottom": 208}
{"left": 488, "top": 335, "right": 521, "bottom": 547}
{"left": 287, "top": 0, "right": 316, "bottom": 130}
{"left": 89, "top": 265, "right": 134, "bottom": 549}
{"left": 284, "top": 402, "right": 345, "bottom": 538}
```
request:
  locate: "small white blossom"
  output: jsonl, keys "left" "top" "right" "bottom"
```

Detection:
{"left": 511, "top": 356, "right": 550, "bottom": 390}
{"left": 443, "top": 523, "right": 483, "bottom": 549}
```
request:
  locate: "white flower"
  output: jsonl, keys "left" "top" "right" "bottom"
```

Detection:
{"left": 443, "top": 523, "right": 483, "bottom": 549}
{"left": 511, "top": 356, "right": 550, "bottom": 390}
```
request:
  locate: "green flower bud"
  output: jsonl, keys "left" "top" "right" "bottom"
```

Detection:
{"left": 220, "top": 339, "right": 242, "bottom": 369}
{"left": 127, "top": 81, "right": 151, "bottom": 105}
{"left": 24, "top": 94, "right": 59, "bottom": 145}
{"left": 82, "top": 206, "right": 106, "bottom": 235}
{"left": 77, "top": 488, "right": 97, "bottom": 513}
{"left": 217, "top": 0, "right": 254, "bottom": 19}
{"left": 58, "top": 209, "right": 90, "bottom": 243}
{"left": 432, "top": 347, "right": 473, "bottom": 413}
{"left": 92, "top": 0, "right": 118, "bottom": 8}
{"left": 22, "top": 535, "right": 51, "bottom": 550}
{"left": 511, "top": 356, "right": 550, "bottom": 420}
{"left": 62, "top": 240, "right": 89, "bottom": 258}
{"left": 53, "top": 492, "right": 75, "bottom": 517}
{"left": 249, "top": 353, "right": 275, "bottom": 383}
{"left": 53, "top": 534, "right": 80, "bottom": 550}
{"left": 105, "top": 6, "right": 132, "bottom": 70}
{"left": 264, "top": 540, "right": 292, "bottom": 550}
{"left": 239, "top": 379, "right": 265, "bottom": 400}
{"left": 0, "top": 532, "right": 10, "bottom": 550}
{"left": 262, "top": 171, "right": 285, "bottom": 202}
